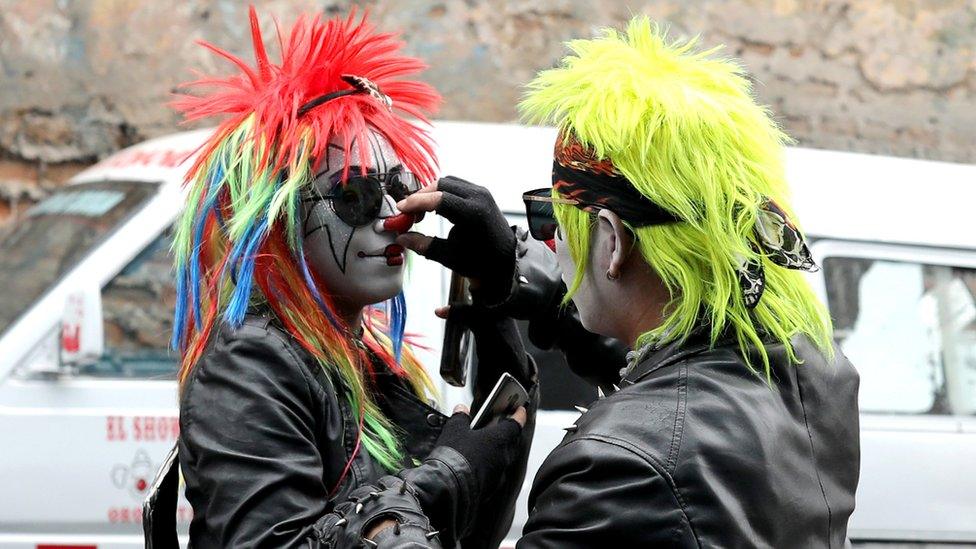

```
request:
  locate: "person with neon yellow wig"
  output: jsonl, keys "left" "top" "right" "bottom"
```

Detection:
{"left": 311, "top": 16, "right": 860, "bottom": 548}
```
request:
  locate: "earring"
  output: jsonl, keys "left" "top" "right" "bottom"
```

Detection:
{"left": 606, "top": 269, "right": 618, "bottom": 281}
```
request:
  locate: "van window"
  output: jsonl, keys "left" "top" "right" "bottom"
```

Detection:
{"left": 824, "top": 257, "right": 976, "bottom": 416}
{"left": 0, "top": 180, "right": 158, "bottom": 338}
{"left": 77, "top": 230, "right": 179, "bottom": 379}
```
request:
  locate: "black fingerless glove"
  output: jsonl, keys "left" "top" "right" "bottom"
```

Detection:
{"left": 423, "top": 176, "right": 517, "bottom": 305}
{"left": 434, "top": 411, "right": 523, "bottom": 499}
{"left": 386, "top": 415, "right": 527, "bottom": 547}
{"left": 311, "top": 415, "right": 526, "bottom": 549}
{"left": 489, "top": 225, "right": 565, "bottom": 320}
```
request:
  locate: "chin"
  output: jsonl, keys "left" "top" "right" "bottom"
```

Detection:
{"left": 575, "top": 301, "right": 616, "bottom": 340}
{"left": 577, "top": 310, "right": 600, "bottom": 335}
{"left": 358, "top": 273, "right": 405, "bottom": 306}
{"left": 367, "top": 285, "right": 404, "bottom": 306}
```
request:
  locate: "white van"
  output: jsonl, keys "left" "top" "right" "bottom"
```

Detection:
{"left": 0, "top": 121, "right": 973, "bottom": 548}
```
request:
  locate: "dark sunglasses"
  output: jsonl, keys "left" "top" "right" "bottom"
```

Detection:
{"left": 303, "top": 166, "right": 420, "bottom": 227}
{"left": 522, "top": 187, "right": 602, "bottom": 241}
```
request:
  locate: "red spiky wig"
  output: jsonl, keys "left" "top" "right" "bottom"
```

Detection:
{"left": 174, "top": 6, "right": 440, "bottom": 183}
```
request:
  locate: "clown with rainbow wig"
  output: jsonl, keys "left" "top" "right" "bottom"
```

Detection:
{"left": 146, "top": 8, "right": 540, "bottom": 549}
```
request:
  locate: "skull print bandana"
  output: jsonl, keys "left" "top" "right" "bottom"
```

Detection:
{"left": 737, "top": 198, "right": 818, "bottom": 308}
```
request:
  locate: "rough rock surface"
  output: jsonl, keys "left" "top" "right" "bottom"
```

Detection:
{"left": 1, "top": 0, "right": 973, "bottom": 222}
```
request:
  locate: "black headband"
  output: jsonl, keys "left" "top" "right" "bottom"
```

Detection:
{"left": 551, "top": 161, "right": 681, "bottom": 227}
{"left": 297, "top": 89, "right": 358, "bottom": 116}
{"left": 297, "top": 74, "right": 392, "bottom": 117}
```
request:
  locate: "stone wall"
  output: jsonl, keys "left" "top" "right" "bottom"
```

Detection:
{"left": 1, "top": 0, "right": 973, "bottom": 221}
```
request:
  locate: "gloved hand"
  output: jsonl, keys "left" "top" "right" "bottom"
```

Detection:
{"left": 498, "top": 226, "right": 565, "bottom": 319}
{"left": 397, "top": 405, "right": 530, "bottom": 546}
{"left": 313, "top": 476, "right": 443, "bottom": 548}
{"left": 434, "top": 406, "right": 526, "bottom": 499}
{"left": 435, "top": 303, "right": 537, "bottom": 400}
{"left": 396, "top": 176, "right": 517, "bottom": 305}
{"left": 312, "top": 405, "right": 524, "bottom": 549}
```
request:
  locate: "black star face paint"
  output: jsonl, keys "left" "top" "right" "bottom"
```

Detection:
{"left": 301, "top": 127, "right": 417, "bottom": 306}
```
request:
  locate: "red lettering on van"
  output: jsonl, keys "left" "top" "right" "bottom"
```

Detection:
{"left": 106, "top": 416, "right": 127, "bottom": 441}
{"left": 107, "top": 416, "right": 180, "bottom": 442}
{"left": 106, "top": 505, "right": 190, "bottom": 524}
{"left": 95, "top": 148, "right": 195, "bottom": 170}
{"left": 61, "top": 323, "right": 80, "bottom": 353}
{"left": 158, "top": 149, "right": 192, "bottom": 168}
{"left": 133, "top": 416, "right": 180, "bottom": 441}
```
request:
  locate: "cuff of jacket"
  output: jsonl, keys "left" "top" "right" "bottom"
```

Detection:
{"left": 311, "top": 475, "right": 443, "bottom": 549}
{"left": 476, "top": 226, "right": 563, "bottom": 317}
{"left": 470, "top": 314, "right": 538, "bottom": 401}
{"left": 469, "top": 228, "right": 521, "bottom": 308}
{"left": 371, "top": 519, "right": 441, "bottom": 548}
{"left": 401, "top": 446, "right": 481, "bottom": 544}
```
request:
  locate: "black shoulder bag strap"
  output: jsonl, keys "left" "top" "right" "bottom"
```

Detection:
{"left": 142, "top": 443, "right": 180, "bottom": 548}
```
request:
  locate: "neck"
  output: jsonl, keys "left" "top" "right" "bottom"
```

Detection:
{"left": 333, "top": 300, "right": 365, "bottom": 335}
{"left": 614, "top": 261, "right": 669, "bottom": 348}
{"left": 621, "top": 299, "right": 666, "bottom": 349}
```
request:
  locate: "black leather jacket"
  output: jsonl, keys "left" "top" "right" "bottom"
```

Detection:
{"left": 169, "top": 310, "right": 537, "bottom": 548}
{"left": 322, "top": 330, "right": 860, "bottom": 548}
{"left": 520, "top": 333, "right": 860, "bottom": 548}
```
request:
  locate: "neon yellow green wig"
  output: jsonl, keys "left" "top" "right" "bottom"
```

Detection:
{"left": 520, "top": 16, "right": 832, "bottom": 375}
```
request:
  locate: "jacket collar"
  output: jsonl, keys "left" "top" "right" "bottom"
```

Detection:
{"left": 621, "top": 325, "right": 734, "bottom": 386}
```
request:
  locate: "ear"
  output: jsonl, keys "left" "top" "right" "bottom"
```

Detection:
{"left": 597, "top": 209, "right": 633, "bottom": 280}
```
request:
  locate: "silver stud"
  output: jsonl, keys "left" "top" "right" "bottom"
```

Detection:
{"left": 335, "top": 518, "right": 347, "bottom": 527}
{"left": 612, "top": 384, "right": 621, "bottom": 392}
{"left": 426, "top": 530, "right": 440, "bottom": 540}
{"left": 597, "top": 386, "right": 606, "bottom": 399}
{"left": 563, "top": 424, "right": 578, "bottom": 433}
{"left": 518, "top": 275, "right": 529, "bottom": 284}
{"left": 362, "top": 539, "right": 378, "bottom": 548}
{"left": 398, "top": 481, "right": 408, "bottom": 495}
{"left": 355, "top": 502, "right": 364, "bottom": 514}
{"left": 574, "top": 405, "right": 588, "bottom": 414}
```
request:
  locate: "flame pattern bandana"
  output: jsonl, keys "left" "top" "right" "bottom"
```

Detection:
{"left": 552, "top": 131, "right": 682, "bottom": 227}
{"left": 552, "top": 130, "right": 817, "bottom": 308}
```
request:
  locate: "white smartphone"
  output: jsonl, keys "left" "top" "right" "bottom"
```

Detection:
{"left": 470, "top": 372, "right": 530, "bottom": 430}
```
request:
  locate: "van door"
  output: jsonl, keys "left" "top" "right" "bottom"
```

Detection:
{"left": 810, "top": 240, "right": 976, "bottom": 543}
{"left": 0, "top": 229, "right": 187, "bottom": 548}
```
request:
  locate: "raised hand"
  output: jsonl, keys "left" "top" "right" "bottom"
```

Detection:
{"left": 396, "top": 176, "right": 517, "bottom": 305}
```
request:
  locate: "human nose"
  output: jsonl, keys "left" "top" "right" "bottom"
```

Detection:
{"left": 377, "top": 194, "right": 415, "bottom": 234}
{"left": 383, "top": 212, "right": 414, "bottom": 234}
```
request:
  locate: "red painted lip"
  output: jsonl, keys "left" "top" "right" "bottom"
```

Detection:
{"left": 358, "top": 244, "right": 405, "bottom": 261}
{"left": 384, "top": 244, "right": 404, "bottom": 266}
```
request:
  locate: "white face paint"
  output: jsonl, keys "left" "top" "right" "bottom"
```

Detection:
{"left": 301, "top": 128, "right": 416, "bottom": 310}
{"left": 554, "top": 221, "right": 615, "bottom": 337}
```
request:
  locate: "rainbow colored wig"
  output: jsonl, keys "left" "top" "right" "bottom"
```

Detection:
{"left": 520, "top": 17, "right": 833, "bottom": 376}
{"left": 171, "top": 8, "right": 439, "bottom": 473}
